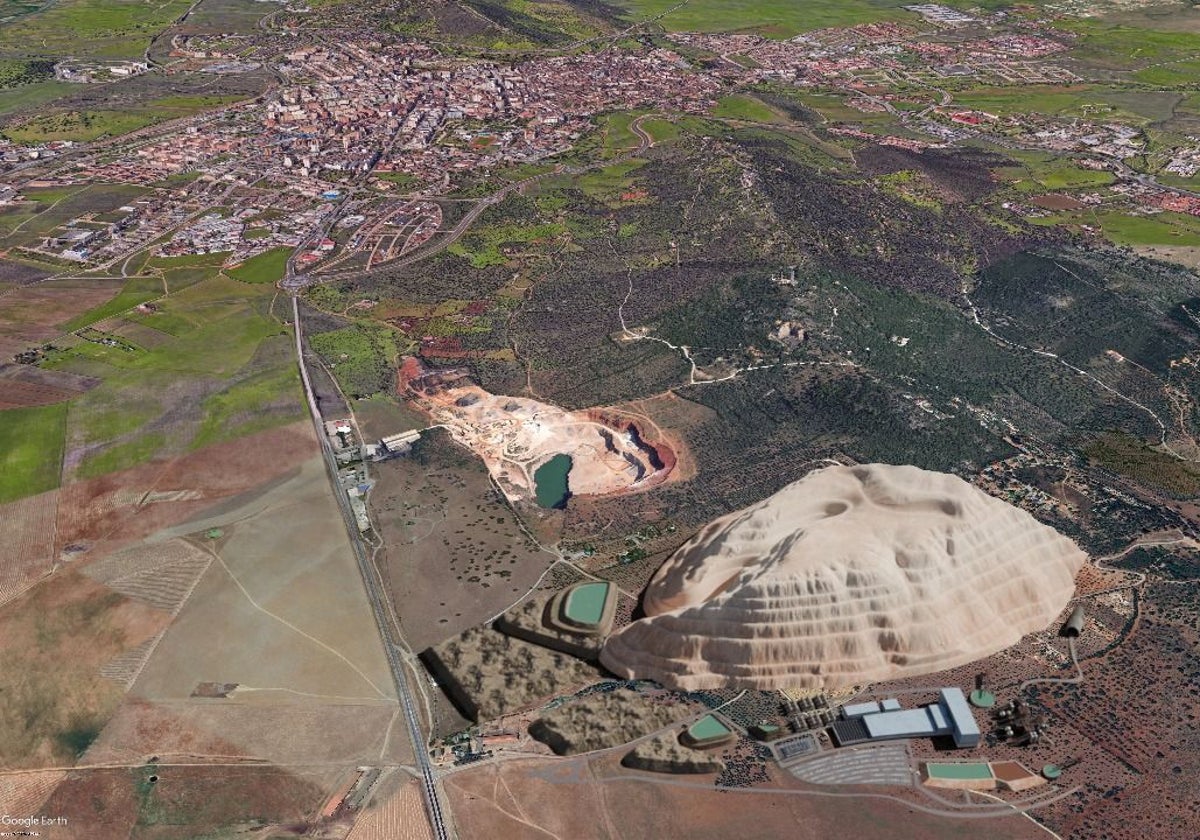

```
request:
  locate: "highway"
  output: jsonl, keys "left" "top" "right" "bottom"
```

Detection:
{"left": 291, "top": 295, "right": 452, "bottom": 840}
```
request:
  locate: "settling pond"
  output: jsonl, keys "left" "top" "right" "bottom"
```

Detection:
{"left": 534, "top": 453, "right": 572, "bottom": 509}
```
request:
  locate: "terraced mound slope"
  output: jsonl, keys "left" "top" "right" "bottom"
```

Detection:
{"left": 601, "top": 464, "right": 1085, "bottom": 690}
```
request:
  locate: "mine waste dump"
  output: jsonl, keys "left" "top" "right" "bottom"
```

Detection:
{"left": 602, "top": 463, "right": 1086, "bottom": 690}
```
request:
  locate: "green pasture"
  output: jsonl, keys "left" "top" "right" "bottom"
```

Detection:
{"left": 448, "top": 221, "right": 566, "bottom": 268}
{"left": 42, "top": 274, "right": 302, "bottom": 485}
{"left": 0, "top": 0, "right": 196, "bottom": 60}
{"left": 1060, "top": 18, "right": 1200, "bottom": 70}
{"left": 1093, "top": 211, "right": 1200, "bottom": 246}
{"left": 611, "top": 0, "right": 918, "bottom": 36}
{"left": 227, "top": 247, "right": 290, "bottom": 284}
{"left": 0, "top": 403, "right": 67, "bottom": 503}
{"left": 712, "top": 94, "right": 783, "bottom": 123}
{"left": 952, "top": 85, "right": 1174, "bottom": 123}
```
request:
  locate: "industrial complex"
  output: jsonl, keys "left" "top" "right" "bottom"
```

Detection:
{"left": 832, "top": 688, "right": 982, "bottom": 748}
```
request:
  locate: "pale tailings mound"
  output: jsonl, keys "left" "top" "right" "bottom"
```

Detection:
{"left": 602, "top": 464, "right": 1085, "bottom": 690}
{"left": 528, "top": 688, "right": 688, "bottom": 755}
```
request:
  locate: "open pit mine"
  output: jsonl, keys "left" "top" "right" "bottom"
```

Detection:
{"left": 399, "top": 357, "right": 676, "bottom": 504}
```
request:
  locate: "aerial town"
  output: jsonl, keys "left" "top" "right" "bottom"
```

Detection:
{"left": 1, "top": 1, "right": 1199, "bottom": 839}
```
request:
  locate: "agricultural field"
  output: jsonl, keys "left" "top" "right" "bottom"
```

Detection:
{"left": 611, "top": 0, "right": 920, "bottom": 36}
{"left": 0, "top": 569, "right": 166, "bottom": 767}
{"left": 4, "top": 109, "right": 159, "bottom": 143}
{"left": 29, "top": 271, "right": 304, "bottom": 487}
{"left": 4, "top": 93, "right": 250, "bottom": 142}
{"left": 0, "top": 402, "right": 66, "bottom": 503}
{"left": 0, "top": 0, "right": 196, "bottom": 60}
{"left": 227, "top": 246, "right": 291, "bottom": 285}
{"left": 712, "top": 94, "right": 784, "bottom": 123}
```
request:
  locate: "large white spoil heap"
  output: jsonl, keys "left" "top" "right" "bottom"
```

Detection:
{"left": 601, "top": 464, "right": 1086, "bottom": 690}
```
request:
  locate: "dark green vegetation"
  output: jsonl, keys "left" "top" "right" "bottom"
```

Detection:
{"left": 339, "top": 101, "right": 1200, "bottom": 598}
{"left": 1085, "top": 433, "right": 1200, "bottom": 498}
{"left": 308, "top": 322, "right": 401, "bottom": 398}
{"left": 0, "top": 58, "right": 52, "bottom": 88}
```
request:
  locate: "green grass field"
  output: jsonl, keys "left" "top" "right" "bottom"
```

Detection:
{"left": 3, "top": 94, "right": 244, "bottom": 143}
{"left": 0, "top": 403, "right": 67, "bottom": 503}
{"left": 0, "top": 78, "right": 72, "bottom": 118}
{"left": 573, "top": 159, "right": 648, "bottom": 203}
{"left": 308, "top": 323, "right": 403, "bottom": 399}
{"left": 0, "top": 0, "right": 196, "bottom": 61}
{"left": 5, "top": 110, "right": 159, "bottom": 143}
{"left": 76, "top": 431, "right": 167, "bottom": 479}
{"left": 953, "top": 85, "right": 1180, "bottom": 125}
{"left": 712, "top": 94, "right": 783, "bottom": 123}
{"left": 191, "top": 359, "right": 301, "bottom": 449}
{"left": 642, "top": 118, "right": 680, "bottom": 144}
{"left": 992, "top": 149, "right": 1120, "bottom": 193}
{"left": 447, "top": 221, "right": 567, "bottom": 268}
{"left": 1093, "top": 211, "right": 1200, "bottom": 247}
{"left": 61, "top": 285, "right": 160, "bottom": 331}
{"left": 34, "top": 272, "right": 304, "bottom": 488}
{"left": 1060, "top": 18, "right": 1200, "bottom": 70}
{"left": 612, "top": 0, "right": 918, "bottom": 36}
{"left": 227, "top": 247, "right": 290, "bottom": 284}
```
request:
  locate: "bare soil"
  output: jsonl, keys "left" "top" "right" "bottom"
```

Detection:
{"left": 444, "top": 753, "right": 1052, "bottom": 840}
{"left": 0, "top": 277, "right": 121, "bottom": 358}
{"left": 36, "top": 764, "right": 325, "bottom": 840}
{"left": 1030, "top": 193, "right": 1086, "bottom": 211}
{"left": 0, "top": 487, "right": 58, "bottom": 605}
{"left": 0, "top": 570, "right": 169, "bottom": 768}
{"left": 1135, "top": 244, "right": 1200, "bottom": 269}
{"left": 54, "top": 421, "right": 316, "bottom": 562}
{"left": 346, "top": 770, "right": 435, "bottom": 840}
{"left": 84, "top": 700, "right": 408, "bottom": 770}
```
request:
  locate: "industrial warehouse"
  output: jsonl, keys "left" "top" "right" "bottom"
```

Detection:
{"left": 831, "top": 688, "right": 981, "bottom": 748}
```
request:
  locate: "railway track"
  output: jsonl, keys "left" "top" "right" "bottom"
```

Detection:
{"left": 292, "top": 295, "right": 452, "bottom": 840}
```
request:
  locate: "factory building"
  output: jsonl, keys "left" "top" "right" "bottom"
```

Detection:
{"left": 832, "top": 688, "right": 981, "bottom": 749}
